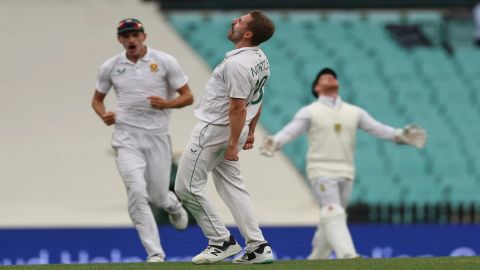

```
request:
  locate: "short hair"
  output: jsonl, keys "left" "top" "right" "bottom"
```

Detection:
{"left": 247, "top": 11, "right": 275, "bottom": 46}
{"left": 311, "top": 68, "right": 337, "bottom": 97}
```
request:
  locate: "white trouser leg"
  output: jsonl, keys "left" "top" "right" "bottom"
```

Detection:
{"left": 212, "top": 160, "right": 266, "bottom": 252}
{"left": 320, "top": 204, "right": 357, "bottom": 259}
{"left": 310, "top": 177, "right": 356, "bottom": 259}
{"left": 143, "top": 134, "right": 181, "bottom": 213}
{"left": 112, "top": 127, "right": 165, "bottom": 259}
{"left": 175, "top": 144, "right": 230, "bottom": 244}
{"left": 115, "top": 147, "right": 164, "bottom": 258}
{"left": 307, "top": 222, "right": 332, "bottom": 260}
{"left": 174, "top": 123, "right": 230, "bottom": 245}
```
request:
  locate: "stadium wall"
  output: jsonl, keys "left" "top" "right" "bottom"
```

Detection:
{"left": 1, "top": 225, "right": 479, "bottom": 265}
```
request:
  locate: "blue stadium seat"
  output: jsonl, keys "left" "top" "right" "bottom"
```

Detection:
{"left": 403, "top": 178, "right": 444, "bottom": 205}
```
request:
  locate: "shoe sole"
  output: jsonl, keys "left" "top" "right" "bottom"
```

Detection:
{"left": 193, "top": 244, "right": 242, "bottom": 264}
{"left": 233, "top": 258, "right": 274, "bottom": 264}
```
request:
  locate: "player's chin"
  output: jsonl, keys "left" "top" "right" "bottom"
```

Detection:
{"left": 127, "top": 45, "right": 138, "bottom": 53}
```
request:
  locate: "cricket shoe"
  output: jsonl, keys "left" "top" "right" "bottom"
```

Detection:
{"left": 192, "top": 235, "right": 242, "bottom": 264}
{"left": 233, "top": 243, "right": 274, "bottom": 264}
{"left": 168, "top": 192, "right": 188, "bottom": 230}
{"left": 146, "top": 254, "right": 164, "bottom": 263}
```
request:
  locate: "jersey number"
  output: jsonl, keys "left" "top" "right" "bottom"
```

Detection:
{"left": 250, "top": 76, "right": 268, "bottom": 105}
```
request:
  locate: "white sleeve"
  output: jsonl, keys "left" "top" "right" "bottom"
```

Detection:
{"left": 358, "top": 108, "right": 399, "bottom": 141}
{"left": 273, "top": 106, "right": 311, "bottom": 148}
{"left": 95, "top": 62, "right": 112, "bottom": 94}
{"left": 225, "top": 62, "right": 251, "bottom": 99}
{"left": 164, "top": 55, "right": 188, "bottom": 92}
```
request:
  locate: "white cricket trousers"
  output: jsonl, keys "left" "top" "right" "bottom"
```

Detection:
{"left": 310, "top": 176, "right": 353, "bottom": 208}
{"left": 112, "top": 123, "right": 181, "bottom": 259}
{"left": 309, "top": 176, "right": 355, "bottom": 259}
{"left": 175, "top": 121, "right": 267, "bottom": 252}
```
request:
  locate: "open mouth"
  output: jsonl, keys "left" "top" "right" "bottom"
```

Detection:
{"left": 128, "top": 44, "right": 137, "bottom": 50}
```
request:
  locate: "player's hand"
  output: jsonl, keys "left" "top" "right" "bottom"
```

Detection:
{"left": 225, "top": 145, "right": 239, "bottom": 161}
{"left": 396, "top": 124, "right": 427, "bottom": 149}
{"left": 259, "top": 136, "right": 278, "bottom": 157}
{"left": 242, "top": 133, "right": 255, "bottom": 150}
{"left": 101, "top": 111, "right": 116, "bottom": 126}
{"left": 148, "top": 96, "right": 170, "bottom": 110}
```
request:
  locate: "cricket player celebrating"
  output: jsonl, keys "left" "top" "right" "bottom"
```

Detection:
{"left": 91, "top": 18, "right": 193, "bottom": 262}
{"left": 174, "top": 11, "right": 275, "bottom": 264}
{"left": 260, "top": 68, "right": 427, "bottom": 259}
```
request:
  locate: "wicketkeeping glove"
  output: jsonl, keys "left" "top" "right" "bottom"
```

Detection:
{"left": 259, "top": 136, "right": 279, "bottom": 157}
{"left": 395, "top": 124, "right": 427, "bottom": 149}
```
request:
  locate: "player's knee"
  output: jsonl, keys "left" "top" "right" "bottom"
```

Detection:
{"left": 127, "top": 186, "right": 148, "bottom": 203}
{"left": 126, "top": 188, "right": 149, "bottom": 215}
{"left": 319, "top": 204, "right": 346, "bottom": 223}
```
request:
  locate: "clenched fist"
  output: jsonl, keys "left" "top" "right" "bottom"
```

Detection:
{"left": 101, "top": 111, "right": 116, "bottom": 126}
{"left": 148, "top": 96, "right": 171, "bottom": 110}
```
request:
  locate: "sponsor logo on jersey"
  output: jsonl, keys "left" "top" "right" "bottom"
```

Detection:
{"left": 116, "top": 68, "right": 126, "bottom": 75}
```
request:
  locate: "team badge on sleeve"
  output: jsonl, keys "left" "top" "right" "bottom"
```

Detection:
{"left": 150, "top": 63, "right": 158, "bottom": 72}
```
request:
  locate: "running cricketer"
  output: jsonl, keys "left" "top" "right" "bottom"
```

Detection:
{"left": 91, "top": 18, "right": 193, "bottom": 262}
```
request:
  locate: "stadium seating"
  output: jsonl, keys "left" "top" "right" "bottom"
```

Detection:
{"left": 166, "top": 10, "right": 480, "bottom": 209}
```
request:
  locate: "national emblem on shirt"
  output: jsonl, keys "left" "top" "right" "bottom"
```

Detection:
{"left": 150, "top": 63, "right": 158, "bottom": 72}
{"left": 334, "top": 123, "right": 342, "bottom": 134}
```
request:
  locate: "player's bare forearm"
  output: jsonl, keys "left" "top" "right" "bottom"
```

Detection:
{"left": 225, "top": 98, "right": 246, "bottom": 160}
{"left": 248, "top": 105, "right": 262, "bottom": 135}
{"left": 228, "top": 98, "right": 247, "bottom": 146}
{"left": 149, "top": 84, "right": 194, "bottom": 109}
{"left": 92, "top": 90, "right": 115, "bottom": 126}
{"left": 242, "top": 105, "right": 261, "bottom": 150}
{"left": 92, "top": 90, "right": 107, "bottom": 117}
{"left": 168, "top": 84, "right": 194, "bottom": 108}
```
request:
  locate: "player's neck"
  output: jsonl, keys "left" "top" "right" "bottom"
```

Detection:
{"left": 234, "top": 40, "right": 254, "bottom": 49}
{"left": 321, "top": 92, "right": 338, "bottom": 99}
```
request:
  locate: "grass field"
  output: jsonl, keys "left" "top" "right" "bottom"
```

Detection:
{"left": 1, "top": 257, "right": 480, "bottom": 270}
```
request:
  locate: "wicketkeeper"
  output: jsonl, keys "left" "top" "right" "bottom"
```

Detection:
{"left": 260, "top": 68, "right": 427, "bottom": 259}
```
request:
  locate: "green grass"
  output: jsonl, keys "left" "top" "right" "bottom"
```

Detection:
{"left": 1, "top": 257, "right": 480, "bottom": 270}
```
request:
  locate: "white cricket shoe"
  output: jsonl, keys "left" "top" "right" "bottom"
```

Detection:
{"left": 233, "top": 243, "right": 274, "bottom": 264}
{"left": 146, "top": 254, "right": 164, "bottom": 263}
{"left": 192, "top": 235, "right": 242, "bottom": 264}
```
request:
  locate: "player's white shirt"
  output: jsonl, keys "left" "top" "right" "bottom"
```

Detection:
{"left": 274, "top": 95, "right": 399, "bottom": 180}
{"left": 96, "top": 46, "right": 188, "bottom": 130}
{"left": 194, "top": 46, "right": 270, "bottom": 125}
{"left": 274, "top": 95, "right": 398, "bottom": 147}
